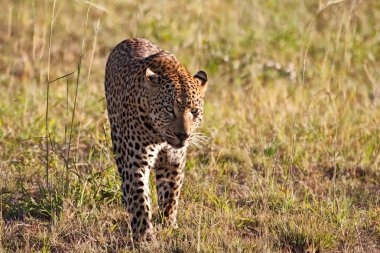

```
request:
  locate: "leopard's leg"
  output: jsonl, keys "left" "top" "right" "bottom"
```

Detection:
{"left": 109, "top": 124, "right": 129, "bottom": 206}
{"left": 155, "top": 146, "right": 186, "bottom": 227}
{"left": 111, "top": 124, "right": 158, "bottom": 241}
{"left": 123, "top": 143, "right": 159, "bottom": 242}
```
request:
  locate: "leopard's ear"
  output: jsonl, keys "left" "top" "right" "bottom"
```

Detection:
{"left": 194, "top": 70, "right": 208, "bottom": 94}
{"left": 194, "top": 70, "right": 207, "bottom": 85}
{"left": 145, "top": 68, "right": 160, "bottom": 87}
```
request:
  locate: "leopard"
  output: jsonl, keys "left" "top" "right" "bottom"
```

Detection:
{"left": 104, "top": 38, "right": 208, "bottom": 242}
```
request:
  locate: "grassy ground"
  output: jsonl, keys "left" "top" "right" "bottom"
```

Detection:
{"left": 0, "top": 0, "right": 379, "bottom": 252}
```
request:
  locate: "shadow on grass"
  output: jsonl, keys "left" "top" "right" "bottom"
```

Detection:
{"left": 1, "top": 187, "right": 63, "bottom": 222}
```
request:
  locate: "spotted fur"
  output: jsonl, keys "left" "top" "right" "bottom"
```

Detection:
{"left": 104, "top": 38, "right": 208, "bottom": 241}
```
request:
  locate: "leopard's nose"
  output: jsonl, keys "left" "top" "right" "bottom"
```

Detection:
{"left": 175, "top": 132, "right": 189, "bottom": 142}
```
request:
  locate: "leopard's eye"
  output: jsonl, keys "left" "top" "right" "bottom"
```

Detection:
{"left": 191, "top": 108, "right": 199, "bottom": 115}
{"left": 165, "top": 106, "right": 174, "bottom": 114}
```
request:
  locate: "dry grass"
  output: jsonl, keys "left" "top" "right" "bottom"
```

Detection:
{"left": 0, "top": 0, "right": 379, "bottom": 252}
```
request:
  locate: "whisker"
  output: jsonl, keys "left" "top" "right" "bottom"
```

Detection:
{"left": 188, "top": 132, "right": 211, "bottom": 151}
{"left": 191, "top": 136, "right": 211, "bottom": 142}
{"left": 190, "top": 141, "right": 204, "bottom": 152}
{"left": 190, "top": 132, "right": 210, "bottom": 139}
{"left": 190, "top": 136, "right": 210, "bottom": 143}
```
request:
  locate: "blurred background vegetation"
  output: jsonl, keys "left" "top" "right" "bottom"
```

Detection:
{"left": 0, "top": 0, "right": 379, "bottom": 252}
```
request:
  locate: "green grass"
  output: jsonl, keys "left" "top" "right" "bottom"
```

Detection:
{"left": 1, "top": 0, "right": 379, "bottom": 252}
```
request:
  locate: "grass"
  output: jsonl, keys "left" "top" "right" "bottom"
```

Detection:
{"left": 0, "top": 0, "right": 379, "bottom": 252}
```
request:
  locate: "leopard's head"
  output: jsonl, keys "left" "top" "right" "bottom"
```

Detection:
{"left": 143, "top": 51, "right": 208, "bottom": 149}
